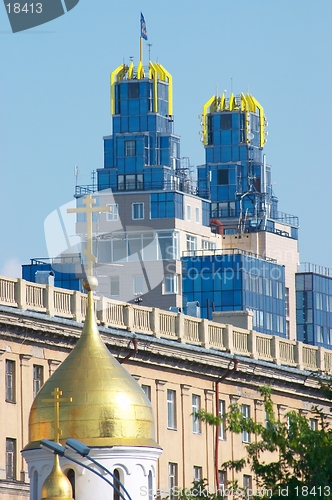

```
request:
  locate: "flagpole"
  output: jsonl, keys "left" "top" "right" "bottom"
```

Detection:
{"left": 140, "top": 36, "right": 143, "bottom": 64}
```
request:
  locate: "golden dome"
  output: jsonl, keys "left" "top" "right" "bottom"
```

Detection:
{"left": 41, "top": 455, "right": 73, "bottom": 500}
{"left": 26, "top": 291, "right": 158, "bottom": 450}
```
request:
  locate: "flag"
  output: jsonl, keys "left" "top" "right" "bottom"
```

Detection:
{"left": 140, "top": 12, "right": 148, "bottom": 40}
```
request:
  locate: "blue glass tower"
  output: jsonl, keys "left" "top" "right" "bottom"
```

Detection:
{"left": 182, "top": 252, "right": 286, "bottom": 336}
{"left": 296, "top": 264, "right": 332, "bottom": 348}
{"left": 197, "top": 93, "right": 298, "bottom": 236}
{"left": 96, "top": 61, "right": 187, "bottom": 194}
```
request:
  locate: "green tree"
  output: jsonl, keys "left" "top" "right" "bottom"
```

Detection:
{"left": 197, "top": 385, "right": 332, "bottom": 500}
{"left": 178, "top": 479, "right": 221, "bottom": 499}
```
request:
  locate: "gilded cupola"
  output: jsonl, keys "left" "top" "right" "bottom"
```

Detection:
{"left": 26, "top": 279, "right": 158, "bottom": 450}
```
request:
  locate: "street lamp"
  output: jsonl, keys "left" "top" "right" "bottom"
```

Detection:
{"left": 134, "top": 292, "right": 143, "bottom": 305}
{"left": 40, "top": 439, "right": 131, "bottom": 500}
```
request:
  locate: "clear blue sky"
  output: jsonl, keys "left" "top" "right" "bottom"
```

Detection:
{"left": 0, "top": 0, "right": 331, "bottom": 277}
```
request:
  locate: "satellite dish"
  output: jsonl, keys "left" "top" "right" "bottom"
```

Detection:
{"left": 247, "top": 132, "right": 254, "bottom": 141}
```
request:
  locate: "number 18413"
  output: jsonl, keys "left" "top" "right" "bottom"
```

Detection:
{"left": 6, "top": 3, "right": 43, "bottom": 13}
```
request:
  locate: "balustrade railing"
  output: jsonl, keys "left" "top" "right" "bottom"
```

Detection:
{"left": 54, "top": 290, "right": 73, "bottom": 317}
{"left": 0, "top": 277, "right": 16, "bottom": 305}
{"left": 256, "top": 335, "right": 273, "bottom": 359}
{"left": 133, "top": 306, "right": 152, "bottom": 333}
{"left": 233, "top": 329, "right": 249, "bottom": 354}
{"left": 159, "top": 312, "right": 177, "bottom": 338}
{"left": 303, "top": 346, "right": 318, "bottom": 370}
{"left": 208, "top": 324, "right": 224, "bottom": 349}
{"left": 279, "top": 340, "right": 296, "bottom": 364}
{"left": 0, "top": 275, "right": 331, "bottom": 373}
{"left": 184, "top": 318, "right": 200, "bottom": 343}
{"left": 26, "top": 283, "right": 45, "bottom": 310}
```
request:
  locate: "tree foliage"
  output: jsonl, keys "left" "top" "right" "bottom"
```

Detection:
{"left": 197, "top": 385, "right": 332, "bottom": 499}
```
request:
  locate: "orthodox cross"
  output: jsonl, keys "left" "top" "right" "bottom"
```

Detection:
{"left": 42, "top": 387, "right": 73, "bottom": 443}
{"left": 67, "top": 194, "right": 111, "bottom": 277}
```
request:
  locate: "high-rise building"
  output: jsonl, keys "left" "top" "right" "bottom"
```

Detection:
{"left": 22, "top": 43, "right": 332, "bottom": 349}
{"left": 193, "top": 93, "right": 300, "bottom": 339}
{"left": 71, "top": 58, "right": 219, "bottom": 310}
{"left": 98, "top": 60, "right": 180, "bottom": 194}
{"left": 296, "top": 263, "right": 332, "bottom": 349}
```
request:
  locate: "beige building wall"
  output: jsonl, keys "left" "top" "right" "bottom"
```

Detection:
{"left": 0, "top": 338, "right": 68, "bottom": 499}
{"left": 0, "top": 303, "right": 330, "bottom": 498}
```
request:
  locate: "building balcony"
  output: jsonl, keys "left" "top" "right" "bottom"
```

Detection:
{"left": 298, "top": 262, "right": 332, "bottom": 278}
{"left": 182, "top": 247, "right": 277, "bottom": 263}
{"left": 75, "top": 179, "right": 209, "bottom": 199}
{"left": 270, "top": 211, "right": 299, "bottom": 228}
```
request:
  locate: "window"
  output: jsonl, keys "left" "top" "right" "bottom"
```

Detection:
{"left": 218, "top": 471, "right": 227, "bottom": 495}
{"left": 195, "top": 207, "right": 200, "bottom": 223}
{"left": 202, "top": 239, "right": 216, "bottom": 251}
{"left": 310, "top": 418, "right": 318, "bottom": 430}
{"left": 126, "top": 174, "right": 136, "bottom": 190}
{"left": 5, "top": 360, "right": 15, "bottom": 402}
{"left": 6, "top": 438, "right": 16, "bottom": 480}
{"left": 221, "top": 114, "right": 232, "bottom": 129}
{"left": 243, "top": 475, "right": 252, "bottom": 497}
{"left": 128, "top": 82, "right": 139, "bottom": 98}
{"left": 157, "top": 232, "right": 179, "bottom": 260}
{"left": 133, "top": 275, "right": 144, "bottom": 295}
{"left": 117, "top": 174, "right": 143, "bottom": 191}
{"left": 328, "top": 295, "right": 332, "bottom": 313}
{"left": 265, "top": 411, "right": 273, "bottom": 430}
{"left": 125, "top": 140, "right": 136, "bottom": 156}
{"left": 317, "top": 325, "right": 324, "bottom": 343}
{"left": 164, "top": 275, "right": 179, "bottom": 294}
{"left": 32, "top": 470, "right": 38, "bottom": 500}
{"left": 110, "top": 276, "right": 120, "bottom": 297}
{"left": 148, "top": 471, "right": 153, "bottom": 500}
{"left": 192, "top": 395, "right": 201, "bottom": 434}
{"left": 118, "top": 175, "right": 125, "bottom": 190}
{"left": 66, "top": 469, "right": 75, "bottom": 499}
{"left": 186, "top": 235, "right": 197, "bottom": 252}
{"left": 193, "top": 466, "right": 202, "bottom": 481}
{"left": 265, "top": 278, "right": 272, "bottom": 297}
{"left": 266, "top": 312, "right": 273, "bottom": 331}
{"left": 253, "top": 309, "right": 264, "bottom": 329}
{"left": 212, "top": 201, "right": 233, "bottom": 218}
{"left": 106, "top": 204, "right": 119, "bottom": 221}
{"left": 218, "top": 400, "right": 226, "bottom": 440}
{"left": 168, "top": 463, "right": 178, "bottom": 500}
{"left": 242, "top": 405, "right": 251, "bottom": 443}
{"left": 132, "top": 202, "right": 144, "bottom": 220}
{"left": 316, "top": 292, "right": 323, "bottom": 310}
{"left": 167, "top": 389, "right": 176, "bottom": 429}
{"left": 276, "top": 282, "right": 284, "bottom": 300}
{"left": 328, "top": 329, "right": 332, "bottom": 345}
{"left": 113, "top": 469, "right": 122, "bottom": 500}
{"left": 107, "top": 232, "right": 159, "bottom": 263}
{"left": 217, "top": 169, "right": 229, "bottom": 185}
{"left": 186, "top": 205, "right": 191, "bottom": 221}
{"left": 276, "top": 315, "right": 284, "bottom": 334}
{"left": 150, "top": 192, "right": 184, "bottom": 220}
{"left": 142, "top": 385, "right": 151, "bottom": 400}
{"left": 33, "top": 365, "right": 44, "bottom": 398}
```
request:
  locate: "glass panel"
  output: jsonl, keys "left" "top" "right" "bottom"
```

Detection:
{"left": 113, "top": 237, "right": 127, "bottom": 262}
